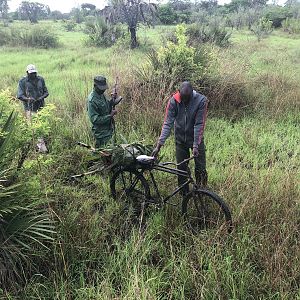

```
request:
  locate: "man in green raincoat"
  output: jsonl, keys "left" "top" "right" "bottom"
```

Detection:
{"left": 87, "top": 76, "right": 120, "bottom": 148}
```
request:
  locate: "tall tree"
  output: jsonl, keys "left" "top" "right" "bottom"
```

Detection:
{"left": 169, "top": 0, "right": 192, "bottom": 11}
{"left": 197, "top": 0, "right": 218, "bottom": 15}
{"left": 70, "top": 7, "right": 84, "bottom": 23}
{"left": 50, "top": 10, "right": 64, "bottom": 20}
{"left": 0, "top": 0, "right": 9, "bottom": 25}
{"left": 100, "top": 0, "right": 157, "bottom": 49}
{"left": 18, "top": 1, "right": 50, "bottom": 23}
{"left": 284, "top": 0, "right": 300, "bottom": 6}
{"left": 81, "top": 2, "right": 96, "bottom": 16}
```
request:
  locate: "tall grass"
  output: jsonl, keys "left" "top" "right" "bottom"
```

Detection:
{"left": 0, "top": 24, "right": 59, "bottom": 48}
{"left": 0, "top": 23, "right": 299, "bottom": 298}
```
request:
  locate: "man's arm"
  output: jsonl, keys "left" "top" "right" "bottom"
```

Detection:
{"left": 193, "top": 97, "right": 208, "bottom": 148}
{"left": 17, "top": 80, "right": 29, "bottom": 102}
{"left": 38, "top": 78, "right": 49, "bottom": 100}
{"left": 88, "top": 101, "right": 112, "bottom": 126}
{"left": 158, "top": 98, "right": 177, "bottom": 146}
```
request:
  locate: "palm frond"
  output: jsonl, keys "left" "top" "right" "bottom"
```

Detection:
{"left": 0, "top": 110, "right": 56, "bottom": 286}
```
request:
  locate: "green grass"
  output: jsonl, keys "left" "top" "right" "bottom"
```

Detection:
{"left": 0, "top": 22, "right": 300, "bottom": 299}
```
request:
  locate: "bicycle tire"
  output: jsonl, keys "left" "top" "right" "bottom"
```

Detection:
{"left": 110, "top": 168, "right": 151, "bottom": 203}
{"left": 182, "top": 189, "right": 233, "bottom": 233}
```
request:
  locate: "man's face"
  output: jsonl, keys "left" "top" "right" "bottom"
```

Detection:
{"left": 180, "top": 87, "right": 192, "bottom": 104}
{"left": 94, "top": 85, "right": 105, "bottom": 95}
{"left": 28, "top": 72, "right": 37, "bottom": 80}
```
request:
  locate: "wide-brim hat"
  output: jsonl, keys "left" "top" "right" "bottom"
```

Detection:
{"left": 94, "top": 75, "right": 108, "bottom": 90}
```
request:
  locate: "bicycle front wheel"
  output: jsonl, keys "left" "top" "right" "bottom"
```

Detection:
{"left": 182, "top": 189, "right": 232, "bottom": 234}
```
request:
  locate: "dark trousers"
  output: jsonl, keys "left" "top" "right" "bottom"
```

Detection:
{"left": 176, "top": 139, "right": 208, "bottom": 194}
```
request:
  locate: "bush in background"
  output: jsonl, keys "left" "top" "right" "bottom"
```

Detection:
{"left": 85, "top": 17, "right": 125, "bottom": 47}
{"left": 264, "top": 6, "right": 293, "bottom": 28}
{"left": 0, "top": 25, "right": 59, "bottom": 48}
{"left": 282, "top": 18, "right": 300, "bottom": 34}
{"left": 0, "top": 27, "right": 11, "bottom": 46}
{"left": 163, "top": 22, "right": 231, "bottom": 48}
{"left": 251, "top": 17, "right": 273, "bottom": 41}
{"left": 158, "top": 4, "right": 177, "bottom": 24}
{"left": 187, "top": 22, "right": 232, "bottom": 48}
{"left": 62, "top": 20, "right": 77, "bottom": 32}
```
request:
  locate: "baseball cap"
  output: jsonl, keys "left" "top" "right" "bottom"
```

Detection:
{"left": 26, "top": 64, "right": 38, "bottom": 74}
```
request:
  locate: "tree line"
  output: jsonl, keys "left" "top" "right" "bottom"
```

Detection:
{"left": 0, "top": 0, "right": 300, "bottom": 48}
{"left": 1, "top": 0, "right": 299, "bottom": 25}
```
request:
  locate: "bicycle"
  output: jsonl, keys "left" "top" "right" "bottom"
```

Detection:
{"left": 110, "top": 155, "right": 233, "bottom": 234}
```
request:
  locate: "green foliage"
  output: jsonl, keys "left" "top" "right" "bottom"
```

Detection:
{"left": 0, "top": 26, "right": 10, "bottom": 45}
{"left": 0, "top": 90, "right": 59, "bottom": 159}
{"left": 158, "top": 4, "right": 177, "bottom": 24}
{"left": 0, "top": 24, "right": 59, "bottom": 48}
{"left": 156, "top": 24, "right": 204, "bottom": 84}
{"left": 83, "top": 142, "right": 153, "bottom": 170}
{"left": 176, "top": 11, "right": 191, "bottom": 23}
{"left": 225, "top": 0, "right": 267, "bottom": 12}
{"left": 0, "top": 108, "right": 55, "bottom": 287}
{"left": 85, "top": 17, "right": 125, "bottom": 47}
{"left": 70, "top": 7, "right": 84, "bottom": 24}
{"left": 282, "top": 17, "right": 300, "bottom": 34}
{"left": 62, "top": 20, "right": 77, "bottom": 32}
{"left": 18, "top": 1, "right": 50, "bottom": 23}
{"left": 264, "top": 5, "right": 293, "bottom": 28}
{"left": 187, "top": 22, "right": 232, "bottom": 47}
{"left": 251, "top": 17, "right": 273, "bottom": 41}
{"left": 100, "top": 0, "right": 158, "bottom": 49}
{"left": 1, "top": 21, "right": 300, "bottom": 298}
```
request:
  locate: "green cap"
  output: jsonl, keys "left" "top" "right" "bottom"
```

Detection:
{"left": 94, "top": 75, "right": 108, "bottom": 90}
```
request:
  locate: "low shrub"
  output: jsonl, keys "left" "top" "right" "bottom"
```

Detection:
{"left": 163, "top": 22, "right": 231, "bottom": 48}
{"left": 0, "top": 25, "right": 59, "bottom": 48}
{"left": 251, "top": 18, "right": 273, "bottom": 41}
{"left": 264, "top": 6, "right": 293, "bottom": 28}
{"left": 187, "top": 22, "right": 232, "bottom": 48}
{"left": 282, "top": 18, "right": 300, "bottom": 34}
{"left": 0, "top": 27, "right": 11, "bottom": 46}
{"left": 85, "top": 17, "right": 125, "bottom": 47}
{"left": 62, "top": 20, "right": 77, "bottom": 32}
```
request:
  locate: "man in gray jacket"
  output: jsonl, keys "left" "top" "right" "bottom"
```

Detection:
{"left": 152, "top": 81, "right": 208, "bottom": 192}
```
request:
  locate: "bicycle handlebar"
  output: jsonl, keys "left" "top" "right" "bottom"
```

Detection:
{"left": 160, "top": 156, "right": 195, "bottom": 167}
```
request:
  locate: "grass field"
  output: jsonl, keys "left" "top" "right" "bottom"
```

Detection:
{"left": 0, "top": 21, "right": 300, "bottom": 299}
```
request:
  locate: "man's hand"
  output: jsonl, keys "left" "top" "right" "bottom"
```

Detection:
{"left": 25, "top": 97, "right": 35, "bottom": 103}
{"left": 192, "top": 146, "right": 199, "bottom": 157}
{"left": 112, "top": 96, "right": 123, "bottom": 106}
{"left": 152, "top": 143, "right": 162, "bottom": 158}
{"left": 111, "top": 109, "right": 117, "bottom": 117}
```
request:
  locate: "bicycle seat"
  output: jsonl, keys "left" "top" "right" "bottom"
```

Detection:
{"left": 136, "top": 155, "right": 156, "bottom": 165}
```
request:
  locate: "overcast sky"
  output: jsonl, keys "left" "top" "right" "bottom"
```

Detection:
{"left": 9, "top": 0, "right": 107, "bottom": 12}
{"left": 8, "top": 0, "right": 284, "bottom": 13}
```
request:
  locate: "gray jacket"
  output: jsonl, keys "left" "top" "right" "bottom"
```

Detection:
{"left": 158, "top": 90, "right": 208, "bottom": 148}
{"left": 17, "top": 75, "right": 49, "bottom": 111}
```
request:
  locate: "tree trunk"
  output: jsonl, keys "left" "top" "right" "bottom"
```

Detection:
{"left": 129, "top": 27, "right": 138, "bottom": 49}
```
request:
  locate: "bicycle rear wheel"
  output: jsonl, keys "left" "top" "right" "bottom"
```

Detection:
{"left": 182, "top": 189, "right": 232, "bottom": 233}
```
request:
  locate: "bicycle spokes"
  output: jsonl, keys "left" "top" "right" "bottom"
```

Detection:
{"left": 117, "top": 172, "right": 145, "bottom": 201}
{"left": 183, "top": 190, "right": 232, "bottom": 233}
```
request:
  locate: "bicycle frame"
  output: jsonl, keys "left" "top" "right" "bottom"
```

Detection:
{"left": 138, "top": 156, "right": 197, "bottom": 206}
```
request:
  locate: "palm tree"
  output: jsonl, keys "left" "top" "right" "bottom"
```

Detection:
{"left": 0, "top": 111, "right": 55, "bottom": 287}
{"left": 100, "top": 0, "right": 157, "bottom": 49}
